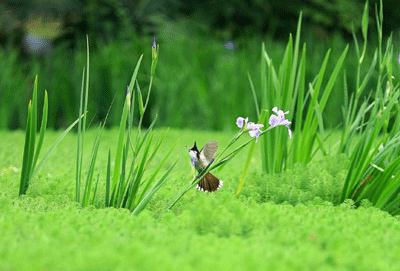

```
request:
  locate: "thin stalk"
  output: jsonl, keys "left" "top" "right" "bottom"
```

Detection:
{"left": 167, "top": 126, "right": 274, "bottom": 210}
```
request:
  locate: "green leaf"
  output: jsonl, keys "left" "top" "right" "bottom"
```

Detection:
{"left": 32, "top": 114, "right": 84, "bottom": 179}
{"left": 132, "top": 160, "right": 177, "bottom": 215}
{"left": 129, "top": 132, "right": 155, "bottom": 203}
{"left": 319, "top": 45, "right": 349, "bottom": 111}
{"left": 82, "top": 125, "right": 103, "bottom": 207}
{"left": 91, "top": 174, "right": 100, "bottom": 206}
{"left": 32, "top": 90, "right": 48, "bottom": 177}
{"left": 19, "top": 101, "right": 33, "bottom": 195}
{"left": 247, "top": 72, "right": 260, "bottom": 118}
{"left": 357, "top": 50, "right": 377, "bottom": 97}
{"left": 138, "top": 139, "right": 178, "bottom": 203}
{"left": 76, "top": 67, "right": 86, "bottom": 203}
{"left": 137, "top": 86, "right": 145, "bottom": 119}
{"left": 105, "top": 150, "right": 111, "bottom": 207}
{"left": 128, "top": 54, "right": 143, "bottom": 93}
{"left": 27, "top": 76, "right": 38, "bottom": 182}
{"left": 362, "top": 1, "right": 369, "bottom": 41}
{"left": 112, "top": 94, "right": 130, "bottom": 190}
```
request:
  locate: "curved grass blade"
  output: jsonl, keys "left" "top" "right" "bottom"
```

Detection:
{"left": 105, "top": 150, "right": 111, "bottom": 206}
{"left": 32, "top": 114, "right": 83, "bottom": 179}
{"left": 132, "top": 160, "right": 178, "bottom": 215}
{"left": 19, "top": 101, "right": 33, "bottom": 195}
{"left": 82, "top": 125, "right": 103, "bottom": 207}
{"left": 112, "top": 94, "right": 130, "bottom": 191}
{"left": 137, "top": 139, "right": 178, "bottom": 205}
{"left": 32, "top": 90, "right": 48, "bottom": 172}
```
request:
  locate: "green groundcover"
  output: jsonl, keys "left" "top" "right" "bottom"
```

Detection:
{"left": 1, "top": 129, "right": 400, "bottom": 270}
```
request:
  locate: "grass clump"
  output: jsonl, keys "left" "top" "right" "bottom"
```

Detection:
{"left": 18, "top": 75, "right": 81, "bottom": 196}
{"left": 74, "top": 38, "right": 177, "bottom": 214}
{"left": 338, "top": 1, "right": 400, "bottom": 214}
{"left": 253, "top": 13, "right": 348, "bottom": 174}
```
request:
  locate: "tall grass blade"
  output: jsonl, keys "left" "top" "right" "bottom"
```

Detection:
{"left": 128, "top": 54, "right": 143, "bottom": 93}
{"left": 32, "top": 90, "right": 48, "bottom": 170}
{"left": 19, "top": 101, "right": 33, "bottom": 195}
{"left": 247, "top": 72, "right": 260, "bottom": 118}
{"left": 105, "top": 150, "right": 111, "bottom": 206}
{"left": 76, "top": 67, "right": 86, "bottom": 202}
{"left": 82, "top": 125, "right": 103, "bottom": 207}
{"left": 91, "top": 174, "right": 100, "bottom": 206}
{"left": 112, "top": 95, "right": 129, "bottom": 191}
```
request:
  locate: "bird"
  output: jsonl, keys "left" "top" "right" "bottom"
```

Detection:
{"left": 188, "top": 141, "right": 223, "bottom": 192}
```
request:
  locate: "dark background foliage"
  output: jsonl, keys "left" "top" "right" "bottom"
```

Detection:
{"left": 0, "top": 0, "right": 399, "bottom": 130}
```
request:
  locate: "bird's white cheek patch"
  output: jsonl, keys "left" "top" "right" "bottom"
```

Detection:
{"left": 189, "top": 150, "right": 197, "bottom": 159}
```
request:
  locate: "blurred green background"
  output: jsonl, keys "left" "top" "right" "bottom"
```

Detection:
{"left": 1, "top": 0, "right": 399, "bottom": 131}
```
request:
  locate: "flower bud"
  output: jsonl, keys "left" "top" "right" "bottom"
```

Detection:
{"left": 138, "top": 89, "right": 145, "bottom": 118}
{"left": 126, "top": 86, "right": 131, "bottom": 108}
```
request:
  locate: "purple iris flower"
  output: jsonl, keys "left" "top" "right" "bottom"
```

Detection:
{"left": 236, "top": 117, "right": 264, "bottom": 142}
{"left": 236, "top": 117, "right": 248, "bottom": 129}
{"left": 269, "top": 107, "right": 292, "bottom": 138}
{"left": 247, "top": 122, "right": 264, "bottom": 131}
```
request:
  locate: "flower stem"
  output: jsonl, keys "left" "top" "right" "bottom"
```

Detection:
{"left": 167, "top": 125, "right": 274, "bottom": 210}
{"left": 236, "top": 110, "right": 269, "bottom": 196}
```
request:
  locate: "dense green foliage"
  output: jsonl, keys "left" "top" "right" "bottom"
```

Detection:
{"left": 2, "top": 0, "right": 399, "bottom": 131}
{"left": 1, "top": 129, "right": 400, "bottom": 270}
{"left": 1, "top": 30, "right": 391, "bottom": 131}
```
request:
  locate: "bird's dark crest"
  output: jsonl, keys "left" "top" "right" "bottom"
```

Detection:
{"left": 190, "top": 141, "right": 199, "bottom": 153}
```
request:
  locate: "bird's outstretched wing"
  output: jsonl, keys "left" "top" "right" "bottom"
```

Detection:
{"left": 201, "top": 140, "right": 218, "bottom": 164}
